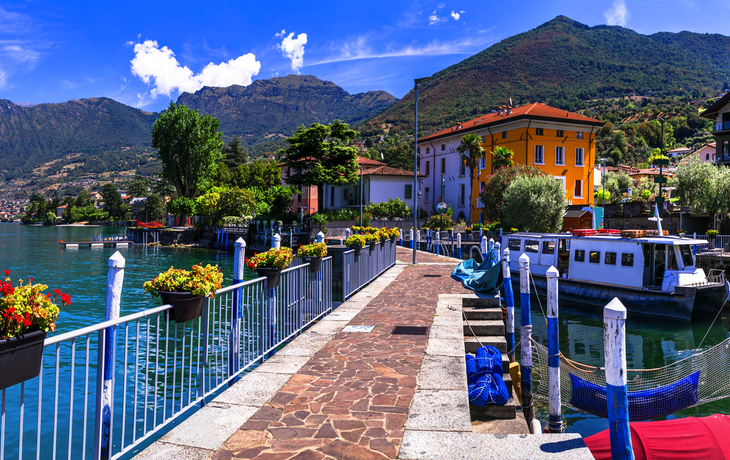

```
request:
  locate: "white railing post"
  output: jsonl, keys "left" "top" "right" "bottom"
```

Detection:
{"left": 230, "top": 238, "right": 246, "bottom": 375}
{"left": 96, "top": 251, "right": 125, "bottom": 459}
{"left": 410, "top": 228, "right": 414, "bottom": 249}
{"left": 481, "top": 236, "right": 488, "bottom": 261}
{"left": 345, "top": 228, "right": 351, "bottom": 240}
{"left": 316, "top": 231, "right": 325, "bottom": 243}
{"left": 604, "top": 298, "right": 634, "bottom": 460}
{"left": 546, "top": 266, "right": 562, "bottom": 433}
{"left": 399, "top": 229, "right": 404, "bottom": 246}
{"left": 519, "top": 253, "right": 537, "bottom": 433}
{"left": 456, "top": 233, "right": 462, "bottom": 259}
{"left": 435, "top": 230, "right": 440, "bottom": 255}
{"left": 272, "top": 233, "right": 281, "bottom": 249}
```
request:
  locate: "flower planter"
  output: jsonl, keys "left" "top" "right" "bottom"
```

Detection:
{"left": 369, "top": 242, "right": 376, "bottom": 251}
{"left": 302, "top": 256, "right": 322, "bottom": 273}
{"left": 350, "top": 246, "right": 362, "bottom": 257}
{"left": 257, "top": 267, "right": 282, "bottom": 289}
{"left": 0, "top": 329, "right": 46, "bottom": 390}
{"left": 160, "top": 291, "right": 206, "bottom": 323}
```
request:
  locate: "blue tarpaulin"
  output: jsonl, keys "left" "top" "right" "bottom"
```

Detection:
{"left": 451, "top": 248, "right": 503, "bottom": 295}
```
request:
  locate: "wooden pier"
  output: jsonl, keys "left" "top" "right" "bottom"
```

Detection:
{"left": 59, "top": 240, "right": 132, "bottom": 249}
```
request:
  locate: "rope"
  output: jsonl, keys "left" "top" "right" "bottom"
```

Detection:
{"left": 697, "top": 296, "right": 729, "bottom": 351}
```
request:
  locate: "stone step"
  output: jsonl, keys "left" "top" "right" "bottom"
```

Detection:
{"left": 463, "top": 320, "right": 504, "bottom": 337}
{"left": 463, "top": 296, "right": 500, "bottom": 308}
{"left": 464, "top": 336, "right": 507, "bottom": 354}
{"left": 469, "top": 392, "right": 517, "bottom": 420}
{"left": 462, "top": 306, "right": 503, "bottom": 321}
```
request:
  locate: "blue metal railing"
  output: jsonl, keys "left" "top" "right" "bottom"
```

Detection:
{"left": 341, "top": 241, "right": 397, "bottom": 301}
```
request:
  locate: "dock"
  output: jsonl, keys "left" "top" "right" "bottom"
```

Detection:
{"left": 59, "top": 239, "right": 132, "bottom": 249}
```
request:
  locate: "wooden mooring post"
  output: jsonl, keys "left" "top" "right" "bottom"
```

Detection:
{"left": 604, "top": 298, "right": 634, "bottom": 460}
{"left": 546, "top": 266, "right": 563, "bottom": 433}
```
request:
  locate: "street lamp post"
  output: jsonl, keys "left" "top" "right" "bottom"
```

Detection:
{"left": 413, "top": 76, "right": 431, "bottom": 264}
{"left": 600, "top": 158, "right": 608, "bottom": 207}
{"left": 657, "top": 117, "right": 666, "bottom": 211}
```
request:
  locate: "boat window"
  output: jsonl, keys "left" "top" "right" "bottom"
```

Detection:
{"left": 668, "top": 248, "right": 679, "bottom": 271}
{"left": 589, "top": 250, "right": 600, "bottom": 263}
{"left": 574, "top": 249, "right": 585, "bottom": 262}
{"left": 524, "top": 240, "right": 539, "bottom": 253}
{"left": 679, "top": 245, "right": 693, "bottom": 267}
{"left": 508, "top": 238, "right": 521, "bottom": 252}
{"left": 621, "top": 253, "right": 634, "bottom": 266}
{"left": 605, "top": 252, "right": 617, "bottom": 265}
{"left": 542, "top": 241, "right": 555, "bottom": 255}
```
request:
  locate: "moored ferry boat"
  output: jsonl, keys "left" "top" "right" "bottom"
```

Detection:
{"left": 501, "top": 229, "right": 728, "bottom": 320}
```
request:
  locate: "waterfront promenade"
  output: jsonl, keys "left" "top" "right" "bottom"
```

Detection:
{"left": 136, "top": 247, "right": 589, "bottom": 459}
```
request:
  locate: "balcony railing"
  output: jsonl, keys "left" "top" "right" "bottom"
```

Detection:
{"left": 713, "top": 121, "right": 730, "bottom": 132}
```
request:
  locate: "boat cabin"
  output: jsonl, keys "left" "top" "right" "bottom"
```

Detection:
{"left": 503, "top": 232, "right": 709, "bottom": 292}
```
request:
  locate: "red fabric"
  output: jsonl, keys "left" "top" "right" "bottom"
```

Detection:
{"left": 135, "top": 219, "right": 163, "bottom": 228}
{"left": 585, "top": 415, "right": 730, "bottom": 460}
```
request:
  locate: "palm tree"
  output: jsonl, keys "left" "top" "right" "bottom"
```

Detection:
{"left": 456, "top": 134, "right": 486, "bottom": 223}
{"left": 491, "top": 146, "right": 514, "bottom": 170}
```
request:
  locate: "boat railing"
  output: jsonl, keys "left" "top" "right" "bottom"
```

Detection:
{"left": 706, "top": 269, "right": 726, "bottom": 285}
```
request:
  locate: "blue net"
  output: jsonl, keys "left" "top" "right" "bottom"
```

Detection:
{"left": 468, "top": 371, "right": 510, "bottom": 407}
{"left": 475, "top": 345, "right": 503, "bottom": 376}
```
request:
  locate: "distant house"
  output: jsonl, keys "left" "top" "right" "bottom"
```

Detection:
{"left": 666, "top": 146, "right": 691, "bottom": 158}
{"left": 129, "top": 197, "right": 147, "bottom": 217}
{"left": 701, "top": 93, "right": 730, "bottom": 165}
{"left": 629, "top": 168, "right": 675, "bottom": 183}
{"left": 680, "top": 143, "right": 716, "bottom": 164}
{"left": 56, "top": 205, "right": 67, "bottom": 219}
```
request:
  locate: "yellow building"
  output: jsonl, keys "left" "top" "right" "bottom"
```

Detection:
{"left": 417, "top": 103, "right": 603, "bottom": 221}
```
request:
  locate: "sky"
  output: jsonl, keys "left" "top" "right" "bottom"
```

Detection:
{"left": 1, "top": 0, "right": 729, "bottom": 113}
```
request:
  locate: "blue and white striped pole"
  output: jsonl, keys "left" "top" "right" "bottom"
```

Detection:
{"left": 399, "top": 229, "right": 404, "bottom": 246}
{"left": 546, "top": 266, "right": 563, "bottom": 433}
{"left": 502, "top": 248, "right": 515, "bottom": 362}
{"left": 435, "top": 230, "right": 440, "bottom": 255}
{"left": 604, "top": 298, "right": 634, "bottom": 460}
{"left": 410, "top": 228, "right": 414, "bottom": 249}
{"left": 488, "top": 238, "right": 495, "bottom": 266}
{"left": 345, "top": 228, "right": 351, "bottom": 240}
{"left": 481, "top": 236, "right": 488, "bottom": 261}
{"left": 456, "top": 233, "right": 462, "bottom": 259}
{"left": 519, "top": 253, "right": 536, "bottom": 433}
{"left": 229, "top": 238, "right": 245, "bottom": 376}
{"left": 416, "top": 229, "right": 421, "bottom": 251}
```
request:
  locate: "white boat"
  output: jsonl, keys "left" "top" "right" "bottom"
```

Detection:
{"left": 501, "top": 230, "right": 728, "bottom": 320}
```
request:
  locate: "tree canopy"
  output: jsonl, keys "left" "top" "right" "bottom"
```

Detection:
{"left": 480, "top": 165, "right": 548, "bottom": 223}
{"left": 151, "top": 102, "right": 223, "bottom": 199}
{"left": 502, "top": 175, "right": 566, "bottom": 232}
{"left": 674, "top": 158, "right": 730, "bottom": 229}
{"left": 456, "top": 134, "right": 486, "bottom": 222}
{"left": 491, "top": 146, "right": 514, "bottom": 170}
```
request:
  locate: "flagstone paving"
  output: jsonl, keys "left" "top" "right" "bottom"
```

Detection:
{"left": 210, "top": 261, "right": 463, "bottom": 460}
{"left": 395, "top": 246, "right": 462, "bottom": 264}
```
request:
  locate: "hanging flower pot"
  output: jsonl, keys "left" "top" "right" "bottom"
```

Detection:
{"left": 302, "top": 256, "right": 322, "bottom": 273}
{"left": 159, "top": 292, "right": 206, "bottom": 322}
{"left": 0, "top": 330, "right": 47, "bottom": 390}
{"left": 345, "top": 235, "right": 366, "bottom": 257}
{"left": 353, "top": 246, "right": 362, "bottom": 257}
{"left": 257, "top": 267, "right": 282, "bottom": 289}
{"left": 369, "top": 242, "right": 376, "bottom": 251}
{"left": 296, "top": 243, "right": 327, "bottom": 273}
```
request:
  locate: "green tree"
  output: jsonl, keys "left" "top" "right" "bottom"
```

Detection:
{"left": 491, "top": 146, "right": 514, "bottom": 170}
{"left": 674, "top": 159, "right": 730, "bottom": 229}
{"left": 217, "top": 188, "right": 256, "bottom": 220}
{"left": 151, "top": 102, "right": 223, "bottom": 199}
{"left": 280, "top": 120, "right": 359, "bottom": 208}
{"left": 102, "top": 184, "right": 128, "bottom": 220}
{"left": 456, "top": 134, "right": 486, "bottom": 221}
{"left": 75, "top": 189, "right": 91, "bottom": 207}
{"left": 480, "top": 165, "right": 548, "bottom": 223}
{"left": 222, "top": 136, "right": 248, "bottom": 169}
{"left": 142, "top": 194, "right": 167, "bottom": 222}
{"left": 167, "top": 197, "right": 196, "bottom": 222}
{"left": 128, "top": 176, "right": 150, "bottom": 198}
{"left": 502, "top": 175, "right": 566, "bottom": 232}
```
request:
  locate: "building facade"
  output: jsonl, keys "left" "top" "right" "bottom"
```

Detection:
{"left": 417, "top": 103, "right": 603, "bottom": 222}
{"left": 702, "top": 94, "right": 730, "bottom": 165}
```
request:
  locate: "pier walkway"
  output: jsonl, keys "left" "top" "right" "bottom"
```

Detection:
{"left": 136, "top": 248, "right": 589, "bottom": 460}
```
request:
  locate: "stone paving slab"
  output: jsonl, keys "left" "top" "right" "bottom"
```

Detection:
{"left": 396, "top": 246, "right": 462, "bottom": 264}
{"left": 405, "top": 390, "right": 472, "bottom": 432}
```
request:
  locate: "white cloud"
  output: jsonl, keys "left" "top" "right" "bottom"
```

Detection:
{"left": 129, "top": 40, "right": 261, "bottom": 99}
{"left": 0, "top": 7, "right": 31, "bottom": 34}
{"left": 429, "top": 12, "right": 447, "bottom": 25}
{"left": 0, "top": 41, "right": 42, "bottom": 90}
{"left": 277, "top": 32, "right": 307, "bottom": 73}
{"left": 450, "top": 10, "right": 460, "bottom": 20}
{"left": 275, "top": 29, "right": 286, "bottom": 38}
{"left": 604, "top": 0, "right": 630, "bottom": 27}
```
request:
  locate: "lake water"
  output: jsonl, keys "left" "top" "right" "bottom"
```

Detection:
{"left": 2, "top": 222, "right": 729, "bottom": 451}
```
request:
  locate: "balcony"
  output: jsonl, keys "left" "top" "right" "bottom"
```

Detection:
{"left": 713, "top": 121, "right": 730, "bottom": 133}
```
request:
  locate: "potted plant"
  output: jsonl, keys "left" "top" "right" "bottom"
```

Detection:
{"left": 677, "top": 229, "right": 686, "bottom": 237}
{"left": 144, "top": 264, "right": 223, "bottom": 322}
{"left": 707, "top": 229, "right": 719, "bottom": 249}
{"left": 389, "top": 227, "right": 399, "bottom": 243}
{"left": 297, "top": 242, "right": 327, "bottom": 273}
{"left": 246, "top": 247, "right": 293, "bottom": 289}
{"left": 364, "top": 233, "right": 379, "bottom": 250}
{"left": 345, "top": 234, "right": 367, "bottom": 256}
{"left": 1, "top": 271, "right": 67, "bottom": 390}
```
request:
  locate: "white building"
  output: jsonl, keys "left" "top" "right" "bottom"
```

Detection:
{"left": 417, "top": 137, "right": 474, "bottom": 222}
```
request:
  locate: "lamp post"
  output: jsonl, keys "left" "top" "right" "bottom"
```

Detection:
{"left": 600, "top": 158, "right": 608, "bottom": 207}
{"left": 413, "top": 76, "right": 431, "bottom": 264}
{"left": 657, "top": 117, "right": 666, "bottom": 210}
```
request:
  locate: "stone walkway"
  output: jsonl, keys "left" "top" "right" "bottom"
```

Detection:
{"left": 209, "top": 262, "right": 464, "bottom": 460}
{"left": 395, "top": 246, "right": 462, "bottom": 264}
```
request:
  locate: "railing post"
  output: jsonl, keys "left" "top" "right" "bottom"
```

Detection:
{"left": 416, "top": 229, "right": 421, "bottom": 252}
{"left": 435, "top": 230, "right": 440, "bottom": 255}
{"left": 546, "top": 266, "right": 563, "bottom": 433}
{"left": 95, "top": 251, "right": 125, "bottom": 460}
{"left": 481, "top": 236, "right": 488, "bottom": 261}
{"left": 456, "top": 233, "right": 462, "bottom": 259}
{"left": 693, "top": 232, "right": 697, "bottom": 255}
{"left": 229, "top": 238, "right": 246, "bottom": 376}
{"left": 316, "top": 232, "right": 324, "bottom": 302}
{"left": 502, "top": 248, "right": 515, "bottom": 361}
{"left": 272, "top": 233, "right": 281, "bottom": 249}
{"left": 519, "top": 253, "right": 536, "bottom": 433}
{"left": 410, "top": 228, "right": 414, "bottom": 249}
{"left": 488, "top": 238, "right": 494, "bottom": 265}
{"left": 604, "top": 298, "right": 634, "bottom": 460}
{"left": 345, "top": 228, "right": 351, "bottom": 241}
{"left": 399, "top": 229, "right": 403, "bottom": 247}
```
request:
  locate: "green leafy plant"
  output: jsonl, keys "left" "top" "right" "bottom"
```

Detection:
{"left": 707, "top": 229, "right": 719, "bottom": 236}
{"left": 501, "top": 175, "right": 565, "bottom": 233}
{"left": 356, "top": 212, "right": 372, "bottom": 227}
{"left": 365, "top": 198, "right": 411, "bottom": 220}
{"left": 297, "top": 242, "right": 327, "bottom": 257}
{"left": 345, "top": 234, "right": 367, "bottom": 248}
{"left": 1, "top": 270, "right": 68, "bottom": 339}
{"left": 363, "top": 233, "right": 380, "bottom": 244}
{"left": 246, "top": 247, "right": 294, "bottom": 270}
{"left": 143, "top": 264, "right": 223, "bottom": 298}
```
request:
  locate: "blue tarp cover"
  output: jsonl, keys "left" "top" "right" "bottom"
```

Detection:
{"left": 451, "top": 248, "right": 503, "bottom": 295}
{"left": 569, "top": 371, "right": 700, "bottom": 421}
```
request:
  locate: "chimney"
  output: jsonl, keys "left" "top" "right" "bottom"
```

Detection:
{"left": 457, "top": 122, "right": 462, "bottom": 129}
{"left": 507, "top": 106, "right": 513, "bottom": 115}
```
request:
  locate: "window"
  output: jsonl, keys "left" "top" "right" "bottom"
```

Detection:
{"left": 459, "top": 184, "right": 465, "bottom": 206}
{"left": 287, "top": 167, "right": 292, "bottom": 177}
{"left": 508, "top": 238, "right": 521, "bottom": 252}
{"left": 297, "top": 194, "right": 302, "bottom": 203}
{"left": 557, "top": 130, "right": 564, "bottom": 137}
{"left": 425, "top": 187, "right": 430, "bottom": 202}
{"left": 534, "top": 145, "right": 544, "bottom": 164}
{"left": 480, "top": 156, "right": 486, "bottom": 169}
{"left": 574, "top": 180, "right": 583, "bottom": 199}
{"left": 577, "top": 132, "right": 584, "bottom": 139}
{"left": 605, "top": 252, "right": 617, "bottom": 265}
{"left": 441, "top": 144, "right": 446, "bottom": 151}
{"left": 555, "top": 146, "right": 565, "bottom": 165}
{"left": 706, "top": 153, "right": 710, "bottom": 161}
{"left": 502, "top": 131, "right": 508, "bottom": 139}
{"left": 405, "top": 184, "right": 412, "bottom": 200}
{"left": 426, "top": 147, "right": 430, "bottom": 154}
{"left": 574, "top": 250, "right": 585, "bottom": 262}
{"left": 524, "top": 240, "right": 539, "bottom": 253}
{"left": 575, "top": 148, "right": 584, "bottom": 166}
{"left": 460, "top": 159, "right": 466, "bottom": 176}
{"left": 425, "top": 161, "right": 430, "bottom": 175}
{"left": 589, "top": 250, "right": 601, "bottom": 264}
{"left": 330, "top": 187, "right": 335, "bottom": 207}
{"left": 621, "top": 253, "right": 634, "bottom": 267}
{"left": 441, "top": 158, "right": 446, "bottom": 173}
{"left": 680, "top": 246, "right": 693, "bottom": 267}
{"left": 542, "top": 241, "right": 555, "bottom": 255}
{"left": 481, "top": 135, "right": 487, "bottom": 142}
{"left": 535, "top": 128, "right": 544, "bottom": 136}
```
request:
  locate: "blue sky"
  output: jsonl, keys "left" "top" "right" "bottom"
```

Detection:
{"left": 1, "top": 0, "right": 728, "bottom": 112}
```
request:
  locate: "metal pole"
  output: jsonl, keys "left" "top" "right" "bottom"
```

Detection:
{"left": 502, "top": 248, "right": 515, "bottom": 361}
{"left": 413, "top": 76, "right": 430, "bottom": 264}
{"left": 440, "top": 174, "right": 445, "bottom": 232}
{"left": 230, "top": 238, "right": 246, "bottom": 376}
{"left": 360, "top": 162, "right": 364, "bottom": 226}
{"left": 456, "top": 233, "right": 462, "bottom": 259}
{"left": 604, "top": 298, "right": 634, "bottom": 460}
{"left": 481, "top": 236, "right": 488, "bottom": 261}
{"left": 546, "top": 266, "right": 563, "bottom": 433}
{"left": 519, "top": 253, "right": 536, "bottom": 433}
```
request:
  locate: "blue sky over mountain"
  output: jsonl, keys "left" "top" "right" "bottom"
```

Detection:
{"left": 1, "top": 0, "right": 728, "bottom": 112}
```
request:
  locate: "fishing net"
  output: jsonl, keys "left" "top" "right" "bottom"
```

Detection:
{"left": 530, "top": 337, "right": 730, "bottom": 421}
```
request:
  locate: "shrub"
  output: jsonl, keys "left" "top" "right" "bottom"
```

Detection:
{"left": 501, "top": 175, "right": 566, "bottom": 233}
{"left": 246, "top": 247, "right": 293, "bottom": 270}
{"left": 480, "top": 165, "right": 548, "bottom": 223}
{"left": 365, "top": 198, "right": 411, "bottom": 220}
{"left": 423, "top": 214, "right": 455, "bottom": 230}
{"left": 297, "top": 242, "right": 327, "bottom": 257}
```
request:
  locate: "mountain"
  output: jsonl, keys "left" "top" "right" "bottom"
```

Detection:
{"left": 364, "top": 16, "right": 730, "bottom": 135}
{"left": 0, "top": 97, "right": 157, "bottom": 181}
{"left": 177, "top": 75, "right": 398, "bottom": 153}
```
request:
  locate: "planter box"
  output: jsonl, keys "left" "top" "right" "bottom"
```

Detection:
{"left": 0, "top": 330, "right": 46, "bottom": 390}
{"left": 302, "top": 256, "right": 322, "bottom": 273}
{"left": 160, "top": 292, "right": 206, "bottom": 323}
{"left": 257, "top": 267, "right": 282, "bottom": 289}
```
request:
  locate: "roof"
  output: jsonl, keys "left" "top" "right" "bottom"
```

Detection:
{"left": 419, "top": 102, "right": 603, "bottom": 143}
{"left": 630, "top": 168, "right": 675, "bottom": 176}
{"left": 362, "top": 165, "right": 425, "bottom": 178}
{"left": 702, "top": 93, "right": 730, "bottom": 119}
{"left": 667, "top": 147, "right": 691, "bottom": 153}
{"left": 563, "top": 210, "right": 591, "bottom": 218}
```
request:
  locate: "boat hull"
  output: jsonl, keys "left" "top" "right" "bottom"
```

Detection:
{"left": 510, "top": 271, "right": 695, "bottom": 320}
{"left": 693, "top": 283, "right": 728, "bottom": 315}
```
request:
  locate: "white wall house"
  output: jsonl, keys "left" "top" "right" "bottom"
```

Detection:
{"left": 417, "top": 138, "right": 474, "bottom": 222}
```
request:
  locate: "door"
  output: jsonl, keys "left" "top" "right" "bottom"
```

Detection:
{"left": 540, "top": 240, "right": 557, "bottom": 267}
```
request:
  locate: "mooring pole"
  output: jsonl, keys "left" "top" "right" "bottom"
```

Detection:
{"left": 488, "top": 238, "right": 495, "bottom": 266}
{"left": 410, "top": 228, "right": 414, "bottom": 249}
{"left": 416, "top": 229, "right": 421, "bottom": 252}
{"left": 604, "top": 298, "right": 634, "bottom": 460}
{"left": 229, "top": 238, "right": 246, "bottom": 377}
{"left": 546, "top": 266, "right": 563, "bottom": 433}
{"left": 435, "top": 230, "right": 440, "bottom": 255}
{"left": 456, "top": 233, "right": 462, "bottom": 259}
{"left": 400, "top": 229, "right": 404, "bottom": 247}
{"left": 502, "top": 248, "right": 515, "bottom": 362}
{"left": 481, "top": 236, "right": 488, "bottom": 261}
{"left": 519, "top": 253, "right": 536, "bottom": 433}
